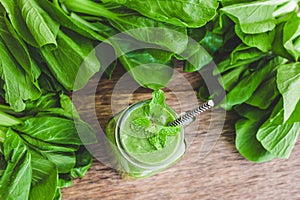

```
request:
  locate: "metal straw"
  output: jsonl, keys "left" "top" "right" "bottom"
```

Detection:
{"left": 168, "top": 100, "right": 214, "bottom": 127}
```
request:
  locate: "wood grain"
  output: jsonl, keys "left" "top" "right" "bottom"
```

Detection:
{"left": 62, "top": 67, "right": 300, "bottom": 200}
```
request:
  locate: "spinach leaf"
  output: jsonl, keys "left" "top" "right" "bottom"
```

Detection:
{"left": 0, "top": 38, "right": 41, "bottom": 111}
{"left": 29, "top": 152, "right": 58, "bottom": 200}
{"left": 13, "top": 116, "right": 95, "bottom": 145}
{"left": 277, "top": 63, "right": 300, "bottom": 123}
{"left": 235, "top": 25, "right": 275, "bottom": 52}
{"left": 118, "top": 47, "right": 174, "bottom": 90}
{"left": 223, "top": 57, "right": 281, "bottom": 110}
{"left": 40, "top": 29, "right": 100, "bottom": 91}
{"left": 221, "top": 0, "right": 290, "bottom": 34}
{"left": 236, "top": 119, "right": 274, "bottom": 162}
{"left": 37, "top": 0, "right": 107, "bottom": 41}
{"left": 257, "top": 101, "right": 300, "bottom": 158}
{"left": 17, "top": 0, "right": 60, "bottom": 48}
{"left": 109, "top": 15, "right": 188, "bottom": 54}
{"left": 0, "top": 16, "right": 40, "bottom": 81}
{"left": 0, "top": 111, "right": 22, "bottom": 126}
{"left": 70, "top": 146, "right": 93, "bottom": 179}
{"left": 101, "top": 0, "right": 219, "bottom": 28}
{"left": 282, "top": 13, "right": 300, "bottom": 61}
{"left": 246, "top": 76, "right": 279, "bottom": 110}
{"left": 0, "top": 0, "right": 59, "bottom": 48}
{"left": 229, "top": 44, "right": 265, "bottom": 65}
{"left": 219, "top": 65, "right": 247, "bottom": 91}
{"left": 0, "top": 129, "right": 32, "bottom": 200}
{"left": 182, "top": 38, "right": 212, "bottom": 72}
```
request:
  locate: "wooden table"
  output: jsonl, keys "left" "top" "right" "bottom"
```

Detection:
{"left": 62, "top": 67, "right": 300, "bottom": 200}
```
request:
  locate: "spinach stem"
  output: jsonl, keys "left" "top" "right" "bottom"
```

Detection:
{"left": 61, "top": 0, "right": 120, "bottom": 21}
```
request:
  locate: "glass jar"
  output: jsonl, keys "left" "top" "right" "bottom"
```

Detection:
{"left": 105, "top": 100, "right": 186, "bottom": 179}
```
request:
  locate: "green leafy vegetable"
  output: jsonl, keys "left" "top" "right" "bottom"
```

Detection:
{"left": 277, "top": 63, "right": 300, "bottom": 123}
{"left": 101, "top": 0, "right": 219, "bottom": 28}
{"left": 0, "top": 94, "right": 96, "bottom": 200}
{"left": 257, "top": 101, "right": 300, "bottom": 158}
{"left": 0, "top": 129, "right": 32, "bottom": 200}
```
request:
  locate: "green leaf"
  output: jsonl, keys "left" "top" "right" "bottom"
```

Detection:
{"left": 70, "top": 147, "right": 93, "bottom": 179}
{"left": 257, "top": 101, "right": 300, "bottom": 158}
{"left": 25, "top": 93, "right": 60, "bottom": 111}
{"left": 221, "top": 0, "right": 289, "bottom": 34}
{"left": 0, "top": 38, "right": 41, "bottom": 111}
{"left": 182, "top": 38, "right": 212, "bottom": 72}
{"left": 0, "top": 16, "right": 41, "bottom": 80}
{"left": 277, "top": 63, "right": 300, "bottom": 122}
{"left": 229, "top": 44, "right": 265, "bottom": 65}
{"left": 53, "top": 189, "right": 62, "bottom": 200}
{"left": 148, "top": 133, "right": 166, "bottom": 150}
{"left": 40, "top": 29, "right": 100, "bottom": 91}
{"left": 37, "top": 0, "right": 107, "bottom": 41}
{"left": 101, "top": 0, "right": 219, "bottom": 28}
{"left": 20, "top": 134, "right": 79, "bottom": 153}
{"left": 109, "top": 15, "right": 188, "bottom": 54}
{"left": 236, "top": 119, "right": 274, "bottom": 162}
{"left": 223, "top": 57, "right": 282, "bottom": 110}
{"left": 57, "top": 174, "right": 73, "bottom": 189}
{"left": 159, "top": 126, "right": 181, "bottom": 136}
{"left": 234, "top": 104, "right": 271, "bottom": 121}
{"left": 29, "top": 152, "right": 58, "bottom": 200}
{"left": 235, "top": 25, "right": 275, "bottom": 52}
{"left": 43, "top": 151, "right": 76, "bottom": 174}
{"left": 17, "top": 0, "right": 59, "bottom": 47}
{"left": 150, "top": 89, "right": 166, "bottom": 108}
{"left": 246, "top": 76, "right": 279, "bottom": 109}
{"left": 130, "top": 117, "right": 151, "bottom": 132}
{"left": 148, "top": 126, "right": 180, "bottom": 150}
{"left": 0, "top": 129, "right": 32, "bottom": 200}
{"left": 59, "top": 93, "right": 80, "bottom": 119}
{"left": 200, "top": 30, "right": 224, "bottom": 55}
{"left": 282, "top": 13, "right": 300, "bottom": 61}
{"left": 220, "top": 65, "right": 248, "bottom": 91}
{"left": 13, "top": 116, "right": 95, "bottom": 145}
{"left": 0, "top": 111, "right": 22, "bottom": 126}
{"left": 1, "top": 0, "right": 59, "bottom": 47}
{"left": 19, "top": 134, "right": 77, "bottom": 174}
{"left": 117, "top": 46, "right": 174, "bottom": 90}
{"left": 0, "top": 127, "right": 6, "bottom": 143}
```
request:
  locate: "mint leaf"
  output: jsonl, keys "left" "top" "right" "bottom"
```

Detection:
{"left": 131, "top": 118, "right": 151, "bottom": 128}
{"left": 130, "top": 117, "right": 152, "bottom": 133}
{"left": 148, "top": 133, "right": 166, "bottom": 150}
{"left": 149, "top": 89, "right": 166, "bottom": 110}
{"left": 148, "top": 126, "right": 180, "bottom": 150}
{"left": 159, "top": 126, "right": 181, "bottom": 136}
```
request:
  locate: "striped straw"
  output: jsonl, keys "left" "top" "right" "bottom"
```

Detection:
{"left": 168, "top": 100, "right": 214, "bottom": 127}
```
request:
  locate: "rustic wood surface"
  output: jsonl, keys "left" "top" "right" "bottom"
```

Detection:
{"left": 62, "top": 67, "right": 300, "bottom": 200}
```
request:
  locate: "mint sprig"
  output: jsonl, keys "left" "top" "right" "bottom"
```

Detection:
{"left": 130, "top": 90, "right": 180, "bottom": 150}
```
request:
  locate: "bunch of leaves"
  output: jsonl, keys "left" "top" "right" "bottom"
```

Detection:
{"left": 130, "top": 90, "right": 181, "bottom": 150}
{"left": 198, "top": 0, "right": 300, "bottom": 162}
{"left": 57, "top": 0, "right": 218, "bottom": 88}
{"left": 0, "top": 0, "right": 101, "bottom": 112}
{"left": 0, "top": 93, "right": 96, "bottom": 200}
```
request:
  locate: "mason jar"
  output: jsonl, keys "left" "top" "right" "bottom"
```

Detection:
{"left": 105, "top": 100, "right": 186, "bottom": 179}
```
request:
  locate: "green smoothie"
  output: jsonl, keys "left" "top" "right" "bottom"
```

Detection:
{"left": 106, "top": 90, "right": 185, "bottom": 179}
